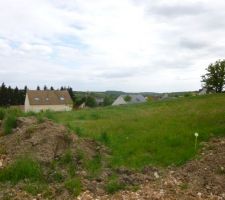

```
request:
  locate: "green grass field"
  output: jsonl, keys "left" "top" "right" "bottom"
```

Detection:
{"left": 41, "top": 94, "right": 225, "bottom": 169}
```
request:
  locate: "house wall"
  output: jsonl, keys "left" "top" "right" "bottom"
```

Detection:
{"left": 24, "top": 94, "right": 72, "bottom": 112}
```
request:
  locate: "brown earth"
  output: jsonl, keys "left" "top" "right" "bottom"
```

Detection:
{"left": 78, "top": 138, "right": 225, "bottom": 200}
{"left": 0, "top": 117, "right": 225, "bottom": 200}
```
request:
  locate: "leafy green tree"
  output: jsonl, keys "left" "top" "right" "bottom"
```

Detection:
{"left": 124, "top": 95, "right": 131, "bottom": 102}
{"left": 201, "top": 60, "right": 225, "bottom": 93}
{"left": 103, "top": 96, "right": 112, "bottom": 106}
{"left": 86, "top": 96, "right": 97, "bottom": 107}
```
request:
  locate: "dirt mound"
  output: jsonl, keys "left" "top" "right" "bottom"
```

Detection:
{"left": 0, "top": 117, "right": 77, "bottom": 163}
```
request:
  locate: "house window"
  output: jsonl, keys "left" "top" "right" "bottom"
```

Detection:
{"left": 60, "top": 97, "right": 65, "bottom": 101}
{"left": 34, "top": 97, "right": 40, "bottom": 101}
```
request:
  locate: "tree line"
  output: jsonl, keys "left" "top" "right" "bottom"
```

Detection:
{"left": 0, "top": 83, "right": 74, "bottom": 107}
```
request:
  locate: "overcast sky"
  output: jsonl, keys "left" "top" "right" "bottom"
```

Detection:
{"left": 0, "top": 0, "right": 224, "bottom": 92}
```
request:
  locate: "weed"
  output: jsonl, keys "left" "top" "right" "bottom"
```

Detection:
{"left": 64, "top": 178, "right": 82, "bottom": 196}
{"left": 60, "top": 150, "right": 73, "bottom": 165}
{"left": 85, "top": 154, "right": 102, "bottom": 178}
{"left": 75, "top": 127, "right": 83, "bottom": 137}
{"left": 3, "top": 114, "right": 17, "bottom": 135}
{"left": 53, "top": 171, "right": 64, "bottom": 182}
{"left": 23, "top": 182, "right": 49, "bottom": 196}
{"left": 0, "top": 108, "right": 5, "bottom": 120}
{"left": 99, "top": 132, "right": 110, "bottom": 145}
{"left": 180, "top": 183, "right": 189, "bottom": 190}
{"left": 24, "top": 125, "right": 36, "bottom": 138}
{"left": 105, "top": 176, "right": 125, "bottom": 194}
{"left": 0, "top": 157, "right": 43, "bottom": 183}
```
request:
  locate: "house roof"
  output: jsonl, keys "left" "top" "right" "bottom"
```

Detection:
{"left": 112, "top": 94, "right": 146, "bottom": 105}
{"left": 27, "top": 90, "right": 73, "bottom": 105}
{"left": 112, "top": 96, "right": 127, "bottom": 105}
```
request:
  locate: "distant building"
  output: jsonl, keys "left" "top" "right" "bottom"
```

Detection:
{"left": 78, "top": 102, "right": 86, "bottom": 109}
{"left": 95, "top": 97, "right": 104, "bottom": 106}
{"left": 25, "top": 90, "right": 73, "bottom": 112}
{"left": 161, "top": 93, "right": 169, "bottom": 99}
{"left": 198, "top": 88, "right": 207, "bottom": 95}
{"left": 112, "top": 94, "right": 146, "bottom": 106}
{"left": 112, "top": 96, "right": 127, "bottom": 106}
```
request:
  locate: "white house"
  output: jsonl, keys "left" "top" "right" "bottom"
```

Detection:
{"left": 112, "top": 96, "right": 127, "bottom": 106}
{"left": 24, "top": 90, "right": 73, "bottom": 112}
{"left": 198, "top": 88, "right": 207, "bottom": 95}
{"left": 112, "top": 94, "right": 146, "bottom": 106}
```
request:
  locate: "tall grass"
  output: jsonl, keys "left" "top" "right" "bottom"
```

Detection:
{"left": 42, "top": 94, "right": 225, "bottom": 169}
{"left": 0, "top": 108, "right": 5, "bottom": 120}
{"left": 3, "top": 114, "right": 17, "bottom": 135}
{"left": 0, "top": 157, "right": 43, "bottom": 183}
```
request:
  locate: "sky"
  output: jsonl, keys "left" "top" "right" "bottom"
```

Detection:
{"left": 0, "top": 0, "right": 225, "bottom": 92}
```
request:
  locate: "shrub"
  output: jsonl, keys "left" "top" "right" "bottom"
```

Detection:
{"left": 3, "top": 114, "right": 17, "bottom": 135}
{"left": 0, "top": 108, "right": 5, "bottom": 120}
{"left": 0, "top": 157, "right": 43, "bottom": 183}
{"left": 64, "top": 178, "right": 82, "bottom": 196}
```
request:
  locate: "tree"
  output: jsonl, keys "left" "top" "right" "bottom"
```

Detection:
{"left": 50, "top": 86, "right": 54, "bottom": 90}
{"left": 86, "top": 96, "right": 97, "bottom": 107}
{"left": 103, "top": 96, "right": 112, "bottom": 106}
{"left": 124, "top": 95, "right": 131, "bottom": 102}
{"left": 201, "top": 60, "right": 225, "bottom": 93}
{"left": 37, "top": 86, "right": 40, "bottom": 90}
{"left": 44, "top": 85, "right": 48, "bottom": 90}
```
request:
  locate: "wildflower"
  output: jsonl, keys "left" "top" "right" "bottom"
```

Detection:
{"left": 194, "top": 132, "right": 199, "bottom": 150}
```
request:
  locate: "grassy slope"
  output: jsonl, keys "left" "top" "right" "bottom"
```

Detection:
{"left": 47, "top": 94, "right": 225, "bottom": 169}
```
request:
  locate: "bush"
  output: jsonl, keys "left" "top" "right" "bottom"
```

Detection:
{"left": 0, "top": 157, "right": 43, "bottom": 183}
{"left": 0, "top": 108, "right": 5, "bottom": 120}
{"left": 64, "top": 178, "right": 82, "bottom": 196}
{"left": 3, "top": 114, "right": 17, "bottom": 135}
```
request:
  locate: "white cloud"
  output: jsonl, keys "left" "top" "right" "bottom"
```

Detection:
{"left": 0, "top": 0, "right": 225, "bottom": 92}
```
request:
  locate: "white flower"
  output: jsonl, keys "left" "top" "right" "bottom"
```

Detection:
{"left": 194, "top": 132, "right": 199, "bottom": 137}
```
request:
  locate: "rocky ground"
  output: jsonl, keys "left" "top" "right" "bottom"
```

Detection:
{"left": 0, "top": 117, "right": 225, "bottom": 200}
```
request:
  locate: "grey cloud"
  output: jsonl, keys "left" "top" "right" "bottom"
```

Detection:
{"left": 179, "top": 38, "right": 208, "bottom": 50}
{"left": 144, "top": 2, "right": 208, "bottom": 18}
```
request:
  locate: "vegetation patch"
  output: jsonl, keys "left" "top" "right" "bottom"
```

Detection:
{"left": 0, "top": 108, "right": 6, "bottom": 120}
{"left": 3, "top": 114, "right": 17, "bottom": 135}
{"left": 0, "top": 157, "right": 43, "bottom": 183}
{"left": 43, "top": 94, "right": 225, "bottom": 169}
{"left": 64, "top": 178, "right": 82, "bottom": 196}
{"left": 105, "top": 175, "right": 125, "bottom": 194}
{"left": 85, "top": 154, "right": 102, "bottom": 178}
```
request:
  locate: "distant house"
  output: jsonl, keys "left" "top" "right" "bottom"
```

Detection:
{"left": 78, "top": 102, "right": 86, "bottom": 109}
{"left": 198, "top": 88, "right": 207, "bottom": 95}
{"left": 112, "top": 96, "right": 127, "bottom": 106}
{"left": 112, "top": 94, "right": 146, "bottom": 106}
{"left": 25, "top": 90, "right": 73, "bottom": 112}
{"left": 95, "top": 97, "right": 104, "bottom": 106}
{"left": 161, "top": 93, "right": 169, "bottom": 99}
